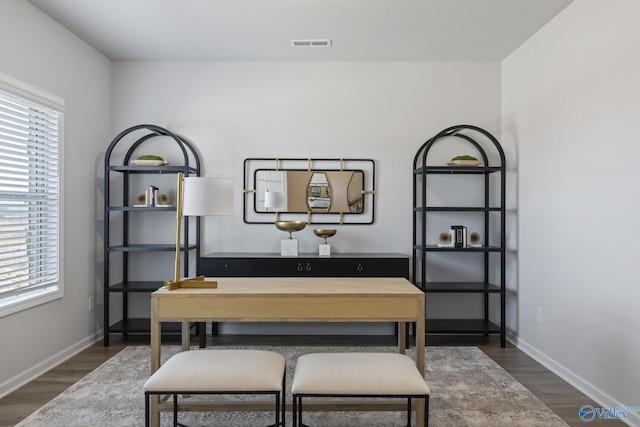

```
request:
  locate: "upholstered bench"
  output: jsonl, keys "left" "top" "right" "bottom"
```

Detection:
{"left": 291, "top": 352, "right": 429, "bottom": 427}
{"left": 144, "top": 349, "right": 286, "bottom": 427}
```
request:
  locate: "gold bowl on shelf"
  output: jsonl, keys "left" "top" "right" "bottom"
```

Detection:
{"left": 446, "top": 159, "right": 481, "bottom": 166}
{"left": 313, "top": 229, "right": 337, "bottom": 244}
{"left": 275, "top": 220, "right": 307, "bottom": 239}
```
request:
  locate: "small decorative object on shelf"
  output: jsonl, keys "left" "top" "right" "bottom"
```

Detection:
{"left": 437, "top": 231, "right": 454, "bottom": 247}
{"left": 447, "top": 155, "right": 480, "bottom": 167}
{"left": 132, "top": 154, "right": 168, "bottom": 166}
{"left": 469, "top": 231, "right": 481, "bottom": 247}
{"left": 275, "top": 220, "right": 306, "bottom": 256}
{"left": 314, "top": 229, "right": 336, "bottom": 256}
{"left": 451, "top": 225, "right": 468, "bottom": 248}
{"left": 157, "top": 192, "right": 170, "bottom": 205}
{"left": 134, "top": 188, "right": 171, "bottom": 207}
{"left": 146, "top": 185, "right": 158, "bottom": 206}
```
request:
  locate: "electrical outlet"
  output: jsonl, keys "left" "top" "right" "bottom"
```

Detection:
{"left": 536, "top": 307, "right": 542, "bottom": 324}
{"left": 89, "top": 296, "right": 95, "bottom": 312}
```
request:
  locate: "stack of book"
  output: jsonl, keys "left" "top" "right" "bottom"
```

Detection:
{"left": 451, "top": 225, "right": 468, "bottom": 248}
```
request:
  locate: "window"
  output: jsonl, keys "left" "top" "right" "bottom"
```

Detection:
{"left": 0, "top": 73, "right": 64, "bottom": 317}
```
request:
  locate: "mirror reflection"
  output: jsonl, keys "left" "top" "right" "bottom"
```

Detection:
{"left": 307, "top": 172, "right": 331, "bottom": 211}
{"left": 256, "top": 170, "right": 364, "bottom": 214}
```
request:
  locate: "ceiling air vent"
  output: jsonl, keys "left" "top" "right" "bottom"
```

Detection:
{"left": 290, "top": 39, "right": 332, "bottom": 48}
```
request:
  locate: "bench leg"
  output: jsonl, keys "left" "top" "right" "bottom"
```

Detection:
{"left": 292, "top": 395, "right": 310, "bottom": 427}
{"left": 405, "top": 397, "right": 430, "bottom": 427}
{"left": 292, "top": 395, "right": 297, "bottom": 427}
{"left": 299, "top": 397, "right": 311, "bottom": 427}
{"left": 425, "top": 396, "right": 429, "bottom": 427}
{"left": 292, "top": 395, "right": 427, "bottom": 427}
{"left": 145, "top": 393, "right": 149, "bottom": 427}
{"left": 265, "top": 372, "right": 286, "bottom": 427}
{"left": 266, "top": 366, "right": 286, "bottom": 427}
{"left": 282, "top": 374, "right": 287, "bottom": 427}
{"left": 174, "top": 393, "right": 178, "bottom": 426}
{"left": 274, "top": 390, "right": 281, "bottom": 427}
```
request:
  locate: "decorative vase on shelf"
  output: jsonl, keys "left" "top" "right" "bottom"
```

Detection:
{"left": 314, "top": 229, "right": 336, "bottom": 256}
{"left": 275, "top": 220, "right": 306, "bottom": 256}
{"left": 437, "top": 231, "right": 454, "bottom": 247}
{"left": 469, "top": 231, "right": 481, "bottom": 247}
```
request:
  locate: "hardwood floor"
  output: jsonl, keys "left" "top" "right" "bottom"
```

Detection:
{"left": 0, "top": 334, "right": 619, "bottom": 427}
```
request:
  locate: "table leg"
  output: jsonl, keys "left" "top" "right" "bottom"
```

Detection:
{"left": 397, "top": 322, "right": 406, "bottom": 354}
{"left": 415, "top": 296, "right": 426, "bottom": 427}
{"left": 150, "top": 298, "right": 160, "bottom": 427}
{"left": 416, "top": 298, "right": 425, "bottom": 375}
{"left": 416, "top": 399, "right": 425, "bottom": 427}
{"left": 199, "top": 322, "right": 207, "bottom": 348}
{"left": 181, "top": 321, "right": 190, "bottom": 351}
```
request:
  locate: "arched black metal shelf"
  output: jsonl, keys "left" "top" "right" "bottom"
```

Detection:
{"left": 103, "top": 124, "right": 201, "bottom": 346}
{"left": 412, "top": 124, "right": 506, "bottom": 347}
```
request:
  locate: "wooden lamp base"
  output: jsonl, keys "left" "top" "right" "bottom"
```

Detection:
{"left": 164, "top": 275, "right": 218, "bottom": 290}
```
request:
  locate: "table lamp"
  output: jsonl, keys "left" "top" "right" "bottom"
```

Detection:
{"left": 264, "top": 190, "right": 286, "bottom": 211}
{"left": 264, "top": 189, "right": 286, "bottom": 221}
{"left": 165, "top": 172, "right": 234, "bottom": 290}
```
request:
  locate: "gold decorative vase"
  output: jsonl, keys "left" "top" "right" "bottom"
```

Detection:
{"left": 275, "top": 220, "right": 306, "bottom": 239}
{"left": 313, "top": 229, "right": 337, "bottom": 244}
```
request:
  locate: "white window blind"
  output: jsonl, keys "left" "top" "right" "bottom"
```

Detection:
{"left": 0, "top": 82, "right": 63, "bottom": 316}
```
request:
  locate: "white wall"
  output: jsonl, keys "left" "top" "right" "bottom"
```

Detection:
{"left": 113, "top": 61, "right": 501, "bottom": 254}
{"left": 502, "top": 0, "right": 640, "bottom": 423}
{"left": 111, "top": 61, "right": 503, "bottom": 330}
{"left": 0, "top": 0, "right": 111, "bottom": 397}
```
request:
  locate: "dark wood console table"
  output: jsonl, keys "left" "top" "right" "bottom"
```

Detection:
{"left": 197, "top": 253, "right": 410, "bottom": 345}
{"left": 199, "top": 252, "right": 409, "bottom": 278}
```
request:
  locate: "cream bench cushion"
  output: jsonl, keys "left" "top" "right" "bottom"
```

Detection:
{"left": 143, "top": 349, "right": 286, "bottom": 393}
{"left": 292, "top": 352, "right": 429, "bottom": 395}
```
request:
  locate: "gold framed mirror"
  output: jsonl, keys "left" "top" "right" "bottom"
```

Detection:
{"left": 243, "top": 158, "right": 375, "bottom": 224}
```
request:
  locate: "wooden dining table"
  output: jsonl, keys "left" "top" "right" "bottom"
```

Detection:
{"left": 149, "top": 276, "right": 426, "bottom": 427}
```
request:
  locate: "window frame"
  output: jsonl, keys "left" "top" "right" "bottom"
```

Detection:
{"left": 0, "top": 72, "right": 64, "bottom": 318}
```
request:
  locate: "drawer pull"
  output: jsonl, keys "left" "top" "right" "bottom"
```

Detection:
{"left": 297, "top": 263, "right": 304, "bottom": 272}
{"left": 306, "top": 263, "right": 312, "bottom": 272}
{"left": 357, "top": 263, "right": 364, "bottom": 272}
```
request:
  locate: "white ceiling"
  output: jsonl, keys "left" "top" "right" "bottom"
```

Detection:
{"left": 27, "top": 0, "right": 573, "bottom": 61}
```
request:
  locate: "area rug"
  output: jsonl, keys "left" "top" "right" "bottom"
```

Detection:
{"left": 16, "top": 345, "right": 568, "bottom": 427}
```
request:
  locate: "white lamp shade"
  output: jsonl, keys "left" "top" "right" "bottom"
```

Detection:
{"left": 264, "top": 191, "right": 287, "bottom": 210}
{"left": 182, "top": 177, "right": 234, "bottom": 216}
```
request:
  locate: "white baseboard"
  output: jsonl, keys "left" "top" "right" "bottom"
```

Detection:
{"left": 0, "top": 330, "right": 103, "bottom": 400}
{"left": 514, "top": 336, "right": 639, "bottom": 427}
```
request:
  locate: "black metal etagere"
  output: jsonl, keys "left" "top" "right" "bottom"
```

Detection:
{"left": 412, "top": 124, "right": 506, "bottom": 347}
{"left": 103, "top": 124, "right": 200, "bottom": 346}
